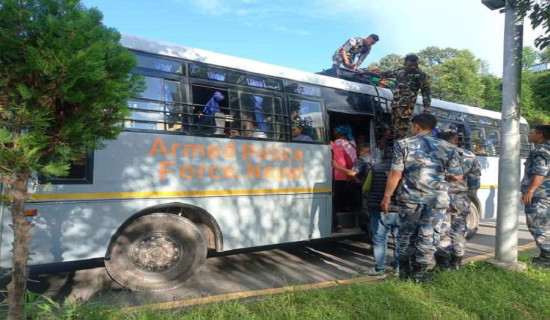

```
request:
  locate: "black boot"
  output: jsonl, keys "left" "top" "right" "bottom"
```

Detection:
{"left": 398, "top": 259, "right": 412, "bottom": 280}
{"left": 411, "top": 262, "right": 434, "bottom": 283}
{"left": 450, "top": 255, "right": 463, "bottom": 270}
{"left": 434, "top": 254, "right": 451, "bottom": 272}
{"left": 532, "top": 249, "right": 550, "bottom": 268}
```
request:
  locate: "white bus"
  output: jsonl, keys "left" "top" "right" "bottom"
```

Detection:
{"left": 0, "top": 35, "right": 531, "bottom": 291}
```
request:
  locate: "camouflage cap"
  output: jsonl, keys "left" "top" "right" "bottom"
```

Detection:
{"left": 438, "top": 123, "right": 458, "bottom": 134}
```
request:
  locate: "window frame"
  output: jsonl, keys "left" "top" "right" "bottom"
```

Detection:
{"left": 40, "top": 151, "right": 94, "bottom": 185}
{"left": 287, "top": 94, "right": 328, "bottom": 144}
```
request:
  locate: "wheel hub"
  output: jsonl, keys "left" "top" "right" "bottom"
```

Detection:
{"left": 129, "top": 233, "right": 182, "bottom": 273}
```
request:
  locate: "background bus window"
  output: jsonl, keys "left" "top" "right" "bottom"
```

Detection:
{"left": 467, "top": 126, "right": 488, "bottom": 156}
{"left": 435, "top": 121, "right": 466, "bottom": 147}
{"left": 485, "top": 127, "right": 500, "bottom": 156}
{"left": 191, "top": 85, "right": 230, "bottom": 135}
{"left": 135, "top": 53, "right": 184, "bottom": 74}
{"left": 289, "top": 99, "right": 325, "bottom": 143}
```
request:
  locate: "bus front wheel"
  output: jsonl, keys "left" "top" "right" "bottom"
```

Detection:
{"left": 105, "top": 212, "right": 207, "bottom": 291}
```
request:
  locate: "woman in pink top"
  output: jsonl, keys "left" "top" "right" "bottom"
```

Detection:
{"left": 333, "top": 125, "right": 357, "bottom": 163}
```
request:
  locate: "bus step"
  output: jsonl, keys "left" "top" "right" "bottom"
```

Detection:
{"left": 336, "top": 210, "right": 360, "bottom": 229}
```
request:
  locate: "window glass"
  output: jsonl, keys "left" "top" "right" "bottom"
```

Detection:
{"left": 188, "top": 63, "right": 283, "bottom": 91}
{"left": 164, "top": 80, "right": 183, "bottom": 102}
{"left": 139, "top": 76, "right": 163, "bottom": 101}
{"left": 40, "top": 152, "right": 94, "bottom": 185}
{"left": 135, "top": 53, "right": 184, "bottom": 74}
{"left": 290, "top": 99, "right": 325, "bottom": 143}
{"left": 284, "top": 81, "right": 322, "bottom": 97}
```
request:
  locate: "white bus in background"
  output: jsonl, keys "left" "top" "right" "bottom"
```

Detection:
{"left": 0, "top": 34, "right": 531, "bottom": 291}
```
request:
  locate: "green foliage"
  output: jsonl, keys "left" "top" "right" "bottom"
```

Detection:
{"left": 523, "top": 46, "right": 539, "bottom": 69}
{"left": 378, "top": 53, "right": 403, "bottom": 70}
{"left": 523, "top": 70, "right": 550, "bottom": 125}
{"left": 0, "top": 0, "right": 141, "bottom": 178}
{"left": 481, "top": 75, "right": 502, "bottom": 111}
{"left": 517, "top": 0, "right": 550, "bottom": 50}
{"left": 541, "top": 48, "right": 550, "bottom": 63}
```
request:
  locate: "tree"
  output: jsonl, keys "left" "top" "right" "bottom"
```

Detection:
{"left": 432, "top": 50, "right": 485, "bottom": 106}
{"left": 517, "top": 0, "right": 550, "bottom": 50}
{"left": 481, "top": 75, "right": 503, "bottom": 111}
{"left": 0, "top": 0, "right": 141, "bottom": 318}
{"left": 520, "top": 71, "right": 550, "bottom": 125}
{"left": 540, "top": 48, "right": 550, "bottom": 63}
{"left": 417, "top": 46, "right": 458, "bottom": 69}
{"left": 378, "top": 53, "right": 403, "bottom": 70}
{"left": 522, "top": 46, "right": 539, "bottom": 69}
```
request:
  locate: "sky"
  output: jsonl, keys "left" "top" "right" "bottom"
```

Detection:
{"left": 81, "top": 0, "right": 544, "bottom": 76}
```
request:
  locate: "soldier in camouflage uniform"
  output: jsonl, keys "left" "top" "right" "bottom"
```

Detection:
{"left": 381, "top": 114, "right": 463, "bottom": 282}
{"left": 521, "top": 125, "right": 550, "bottom": 268}
{"left": 377, "top": 55, "right": 431, "bottom": 140}
{"left": 436, "top": 124, "right": 481, "bottom": 270}
{"left": 332, "top": 34, "right": 379, "bottom": 70}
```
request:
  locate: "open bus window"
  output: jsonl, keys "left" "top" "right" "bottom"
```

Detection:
{"left": 231, "top": 93, "right": 286, "bottom": 140}
{"left": 485, "top": 127, "right": 500, "bottom": 156}
{"left": 40, "top": 152, "right": 94, "bottom": 185}
{"left": 289, "top": 99, "right": 325, "bottom": 143}
{"left": 191, "top": 85, "right": 230, "bottom": 135}
{"left": 467, "top": 126, "right": 488, "bottom": 156}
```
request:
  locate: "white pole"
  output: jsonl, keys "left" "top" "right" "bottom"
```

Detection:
{"left": 495, "top": 0, "right": 523, "bottom": 264}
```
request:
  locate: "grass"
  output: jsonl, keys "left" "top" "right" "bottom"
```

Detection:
{"left": 5, "top": 253, "right": 550, "bottom": 319}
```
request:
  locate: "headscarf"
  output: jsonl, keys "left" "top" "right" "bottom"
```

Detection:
{"left": 334, "top": 124, "right": 355, "bottom": 141}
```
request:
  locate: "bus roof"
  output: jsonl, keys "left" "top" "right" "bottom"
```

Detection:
{"left": 121, "top": 34, "right": 528, "bottom": 126}
{"left": 121, "top": 34, "right": 382, "bottom": 97}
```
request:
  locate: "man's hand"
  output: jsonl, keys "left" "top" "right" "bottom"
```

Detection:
{"left": 381, "top": 195, "right": 391, "bottom": 214}
{"left": 352, "top": 64, "right": 359, "bottom": 70}
{"left": 522, "top": 190, "right": 534, "bottom": 206}
{"left": 344, "top": 62, "right": 354, "bottom": 69}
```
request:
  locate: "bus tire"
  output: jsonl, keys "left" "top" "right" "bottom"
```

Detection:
{"left": 105, "top": 212, "right": 207, "bottom": 291}
{"left": 466, "top": 202, "right": 480, "bottom": 239}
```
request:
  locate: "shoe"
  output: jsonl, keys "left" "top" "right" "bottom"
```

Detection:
{"left": 392, "top": 267, "right": 400, "bottom": 277}
{"left": 532, "top": 249, "right": 550, "bottom": 268}
{"left": 398, "top": 259, "right": 412, "bottom": 280}
{"left": 434, "top": 254, "right": 451, "bottom": 272}
{"left": 364, "top": 268, "right": 386, "bottom": 278}
{"left": 450, "top": 255, "right": 463, "bottom": 270}
{"left": 411, "top": 262, "right": 434, "bottom": 283}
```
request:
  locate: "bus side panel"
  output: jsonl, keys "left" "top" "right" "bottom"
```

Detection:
{"left": 0, "top": 193, "right": 331, "bottom": 267}
{"left": 1, "top": 132, "right": 332, "bottom": 267}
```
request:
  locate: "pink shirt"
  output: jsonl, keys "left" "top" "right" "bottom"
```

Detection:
{"left": 331, "top": 142, "right": 353, "bottom": 181}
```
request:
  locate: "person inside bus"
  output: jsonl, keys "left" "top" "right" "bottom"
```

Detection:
{"left": 331, "top": 139, "right": 353, "bottom": 232}
{"left": 332, "top": 125, "right": 361, "bottom": 212}
{"left": 196, "top": 91, "right": 225, "bottom": 133}
{"left": 241, "top": 113, "right": 267, "bottom": 139}
{"left": 292, "top": 120, "right": 313, "bottom": 141}
{"left": 332, "top": 34, "right": 379, "bottom": 71}
{"left": 333, "top": 125, "right": 357, "bottom": 162}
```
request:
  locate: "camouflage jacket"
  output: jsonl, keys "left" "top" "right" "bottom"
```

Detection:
{"left": 391, "top": 133, "right": 463, "bottom": 208}
{"left": 332, "top": 37, "right": 371, "bottom": 66}
{"left": 521, "top": 142, "right": 550, "bottom": 200}
{"left": 379, "top": 67, "right": 431, "bottom": 110}
{"left": 449, "top": 147, "right": 481, "bottom": 194}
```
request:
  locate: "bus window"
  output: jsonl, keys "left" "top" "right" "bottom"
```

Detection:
{"left": 289, "top": 99, "right": 325, "bottom": 143}
{"left": 485, "top": 127, "right": 500, "bottom": 156}
{"left": 135, "top": 53, "right": 184, "bottom": 74}
{"left": 238, "top": 93, "right": 275, "bottom": 139}
{"left": 467, "top": 126, "right": 488, "bottom": 156}
{"left": 126, "top": 76, "right": 186, "bottom": 131}
{"left": 191, "top": 85, "right": 230, "bottom": 135}
{"left": 435, "top": 121, "right": 466, "bottom": 147}
{"left": 40, "top": 152, "right": 94, "bottom": 185}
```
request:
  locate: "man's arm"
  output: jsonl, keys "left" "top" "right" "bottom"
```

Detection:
{"left": 522, "top": 153, "right": 550, "bottom": 205}
{"left": 332, "top": 161, "right": 357, "bottom": 177}
{"left": 522, "top": 175, "right": 545, "bottom": 206}
{"left": 353, "top": 52, "right": 369, "bottom": 70}
{"left": 446, "top": 147, "right": 464, "bottom": 181}
{"left": 378, "top": 69, "right": 397, "bottom": 79}
{"left": 339, "top": 50, "right": 353, "bottom": 69}
{"left": 421, "top": 73, "right": 431, "bottom": 113}
{"left": 381, "top": 170, "right": 402, "bottom": 214}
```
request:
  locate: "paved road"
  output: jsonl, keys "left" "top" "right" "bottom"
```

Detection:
{"left": 0, "top": 217, "right": 535, "bottom": 308}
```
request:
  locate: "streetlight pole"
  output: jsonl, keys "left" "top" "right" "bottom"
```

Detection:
{"left": 483, "top": 0, "right": 526, "bottom": 270}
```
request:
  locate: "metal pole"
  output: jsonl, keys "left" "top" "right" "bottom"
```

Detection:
{"left": 495, "top": 0, "right": 523, "bottom": 263}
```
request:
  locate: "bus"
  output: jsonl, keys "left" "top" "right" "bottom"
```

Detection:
{"left": 0, "top": 34, "right": 531, "bottom": 291}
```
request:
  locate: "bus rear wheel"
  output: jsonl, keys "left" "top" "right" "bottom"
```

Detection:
{"left": 105, "top": 213, "right": 207, "bottom": 291}
{"left": 466, "top": 202, "right": 480, "bottom": 239}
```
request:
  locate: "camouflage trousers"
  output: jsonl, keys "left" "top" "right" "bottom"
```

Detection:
{"left": 525, "top": 198, "right": 550, "bottom": 251}
{"left": 398, "top": 203, "right": 450, "bottom": 266}
{"left": 437, "top": 194, "right": 471, "bottom": 258}
{"left": 391, "top": 102, "right": 415, "bottom": 140}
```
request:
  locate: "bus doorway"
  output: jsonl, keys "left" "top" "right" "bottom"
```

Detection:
{"left": 329, "top": 112, "right": 375, "bottom": 234}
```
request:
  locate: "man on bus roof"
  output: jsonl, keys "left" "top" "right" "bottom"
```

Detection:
{"left": 436, "top": 124, "right": 481, "bottom": 271}
{"left": 381, "top": 114, "right": 463, "bottom": 282}
{"left": 332, "top": 34, "right": 379, "bottom": 71}
{"left": 521, "top": 125, "right": 550, "bottom": 269}
{"left": 371, "top": 54, "right": 431, "bottom": 140}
